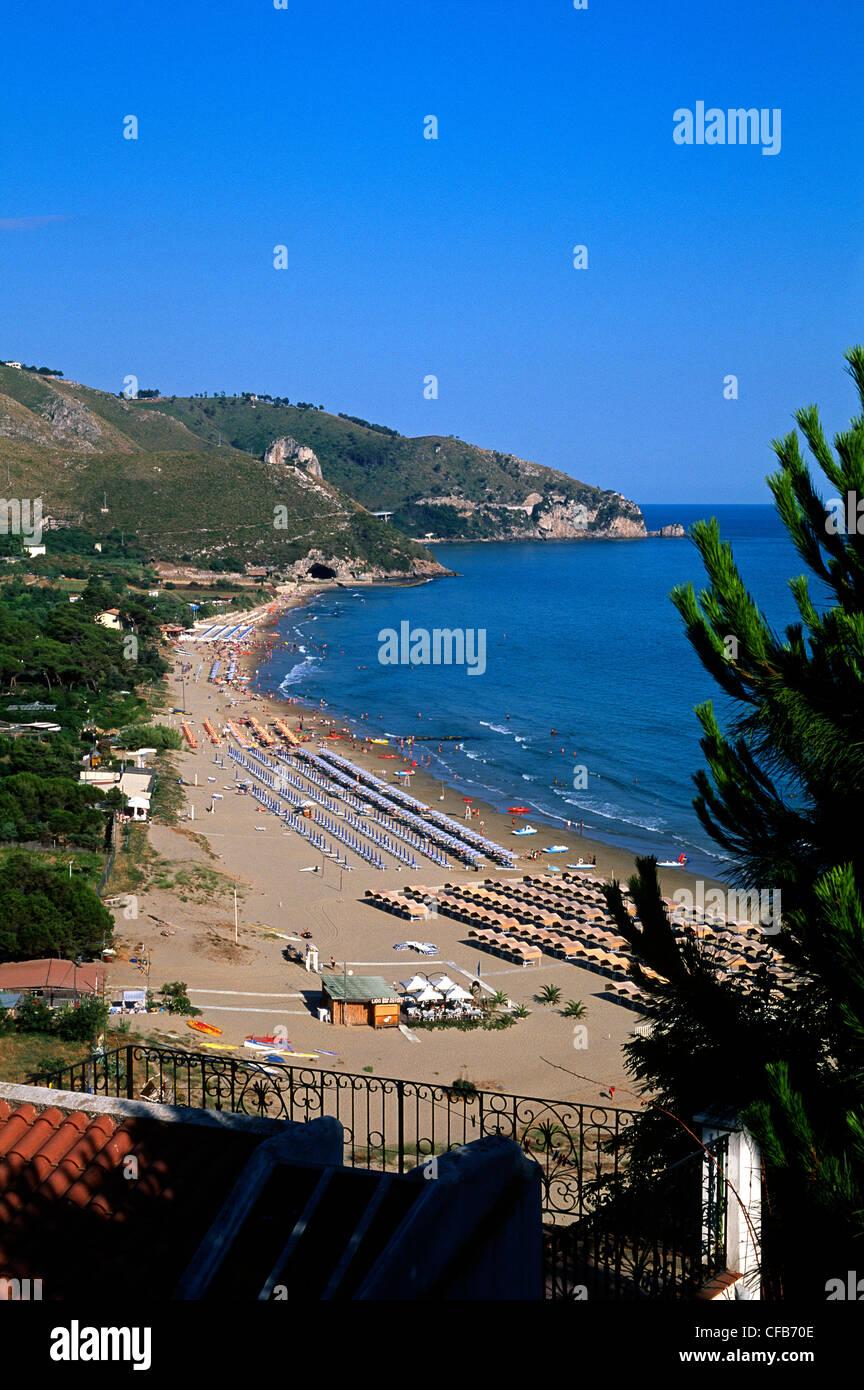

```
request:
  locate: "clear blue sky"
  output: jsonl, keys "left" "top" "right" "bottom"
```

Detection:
{"left": 1, "top": 0, "right": 861, "bottom": 502}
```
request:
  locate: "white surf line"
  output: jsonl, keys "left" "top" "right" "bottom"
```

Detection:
{"left": 188, "top": 989, "right": 304, "bottom": 998}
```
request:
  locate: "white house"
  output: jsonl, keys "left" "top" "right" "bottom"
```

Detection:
{"left": 95, "top": 609, "right": 122, "bottom": 630}
{"left": 79, "top": 767, "right": 154, "bottom": 821}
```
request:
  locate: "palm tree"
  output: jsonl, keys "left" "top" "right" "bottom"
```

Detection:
{"left": 537, "top": 983, "right": 562, "bottom": 1006}
{"left": 513, "top": 1003, "right": 530, "bottom": 1018}
{"left": 563, "top": 999, "right": 586, "bottom": 1019}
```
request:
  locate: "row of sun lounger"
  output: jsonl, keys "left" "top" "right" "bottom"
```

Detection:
{"left": 370, "top": 874, "right": 791, "bottom": 1011}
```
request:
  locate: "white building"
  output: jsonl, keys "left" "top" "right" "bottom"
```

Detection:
{"left": 95, "top": 609, "right": 122, "bottom": 630}
{"left": 79, "top": 767, "right": 154, "bottom": 821}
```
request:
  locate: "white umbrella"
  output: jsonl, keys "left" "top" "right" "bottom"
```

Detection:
{"left": 443, "top": 983, "right": 473, "bottom": 1002}
{"left": 400, "top": 975, "right": 429, "bottom": 994}
{"left": 412, "top": 983, "right": 443, "bottom": 1004}
{"left": 428, "top": 973, "right": 457, "bottom": 992}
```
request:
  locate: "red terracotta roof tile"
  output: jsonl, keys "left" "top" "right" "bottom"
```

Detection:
{"left": 0, "top": 1102, "right": 268, "bottom": 1296}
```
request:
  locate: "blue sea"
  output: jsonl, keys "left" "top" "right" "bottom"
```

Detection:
{"left": 255, "top": 505, "right": 805, "bottom": 877}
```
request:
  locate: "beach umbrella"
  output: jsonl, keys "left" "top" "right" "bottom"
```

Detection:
{"left": 412, "top": 983, "right": 443, "bottom": 1003}
{"left": 428, "top": 973, "right": 457, "bottom": 992}
{"left": 443, "top": 983, "right": 473, "bottom": 1002}
{"left": 400, "top": 975, "right": 430, "bottom": 993}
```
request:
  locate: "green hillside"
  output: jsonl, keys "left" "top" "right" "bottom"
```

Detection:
{"left": 135, "top": 393, "right": 646, "bottom": 540}
{"left": 0, "top": 367, "right": 441, "bottom": 576}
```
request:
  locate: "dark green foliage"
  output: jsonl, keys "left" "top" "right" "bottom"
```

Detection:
{"left": 608, "top": 348, "right": 864, "bottom": 1297}
{"left": 0, "top": 851, "right": 113, "bottom": 962}
{"left": 14, "top": 996, "right": 55, "bottom": 1033}
{"left": 410, "top": 1013, "right": 517, "bottom": 1032}
{"left": 158, "top": 981, "right": 199, "bottom": 1016}
{"left": 563, "top": 999, "right": 587, "bottom": 1019}
{"left": 537, "top": 983, "right": 563, "bottom": 1006}
{"left": 53, "top": 995, "right": 110, "bottom": 1040}
{"left": 0, "top": 772, "right": 107, "bottom": 847}
{"left": 449, "top": 1078, "right": 478, "bottom": 1098}
{"left": 113, "top": 723, "right": 182, "bottom": 752}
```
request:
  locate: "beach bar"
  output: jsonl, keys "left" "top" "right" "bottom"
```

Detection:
{"left": 320, "top": 974, "right": 400, "bottom": 1028}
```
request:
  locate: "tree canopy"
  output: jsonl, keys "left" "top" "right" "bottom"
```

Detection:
{"left": 605, "top": 347, "right": 864, "bottom": 1297}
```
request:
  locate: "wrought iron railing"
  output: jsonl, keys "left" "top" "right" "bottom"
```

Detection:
{"left": 30, "top": 1042, "right": 640, "bottom": 1223}
{"left": 543, "top": 1134, "right": 729, "bottom": 1299}
{"left": 30, "top": 1043, "right": 730, "bottom": 1297}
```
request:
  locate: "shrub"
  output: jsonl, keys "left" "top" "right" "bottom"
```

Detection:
{"left": 449, "top": 1078, "right": 477, "bottom": 1099}
{"left": 158, "top": 981, "right": 199, "bottom": 1016}
{"left": 53, "top": 995, "right": 110, "bottom": 1041}
{"left": 563, "top": 999, "right": 587, "bottom": 1019}
{"left": 15, "top": 996, "right": 55, "bottom": 1033}
{"left": 537, "top": 984, "right": 563, "bottom": 1006}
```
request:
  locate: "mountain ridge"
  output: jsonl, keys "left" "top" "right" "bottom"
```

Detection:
{"left": 0, "top": 364, "right": 679, "bottom": 580}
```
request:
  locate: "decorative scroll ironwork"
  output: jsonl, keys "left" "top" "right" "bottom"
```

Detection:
{"left": 29, "top": 1043, "right": 729, "bottom": 1298}
{"left": 543, "top": 1134, "right": 729, "bottom": 1299}
{"left": 30, "top": 1043, "right": 640, "bottom": 1220}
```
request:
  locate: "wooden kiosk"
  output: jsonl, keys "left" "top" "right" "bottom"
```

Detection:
{"left": 321, "top": 974, "right": 401, "bottom": 1028}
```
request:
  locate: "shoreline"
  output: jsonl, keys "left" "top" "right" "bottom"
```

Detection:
{"left": 237, "top": 590, "right": 726, "bottom": 900}
{"left": 106, "top": 584, "right": 744, "bottom": 1107}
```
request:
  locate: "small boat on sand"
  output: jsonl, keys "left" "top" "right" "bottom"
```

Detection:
{"left": 512, "top": 826, "right": 537, "bottom": 835}
{"left": 187, "top": 1020, "right": 222, "bottom": 1036}
{"left": 542, "top": 845, "right": 569, "bottom": 853}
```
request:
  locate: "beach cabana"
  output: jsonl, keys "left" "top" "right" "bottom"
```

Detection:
{"left": 320, "top": 974, "right": 401, "bottom": 1028}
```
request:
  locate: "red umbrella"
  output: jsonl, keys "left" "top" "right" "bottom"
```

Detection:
{"left": 508, "top": 806, "right": 531, "bottom": 814}
{"left": 462, "top": 797, "right": 473, "bottom": 802}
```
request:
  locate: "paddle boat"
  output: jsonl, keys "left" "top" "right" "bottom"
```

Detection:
{"left": 542, "top": 845, "right": 569, "bottom": 853}
{"left": 512, "top": 826, "right": 538, "bottom": 836}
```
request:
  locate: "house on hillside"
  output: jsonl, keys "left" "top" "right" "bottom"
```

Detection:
{"left": 95, "top": 608, "right": 122, "bottom": 630}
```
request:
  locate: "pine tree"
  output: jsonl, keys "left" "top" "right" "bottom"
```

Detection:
{"left": 605, "top": 348, "right": 864, "bottom": 1296}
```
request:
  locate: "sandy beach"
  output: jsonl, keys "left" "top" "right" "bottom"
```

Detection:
{"left": 107, "top": 588, "right": 731, "bottom": 1109}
